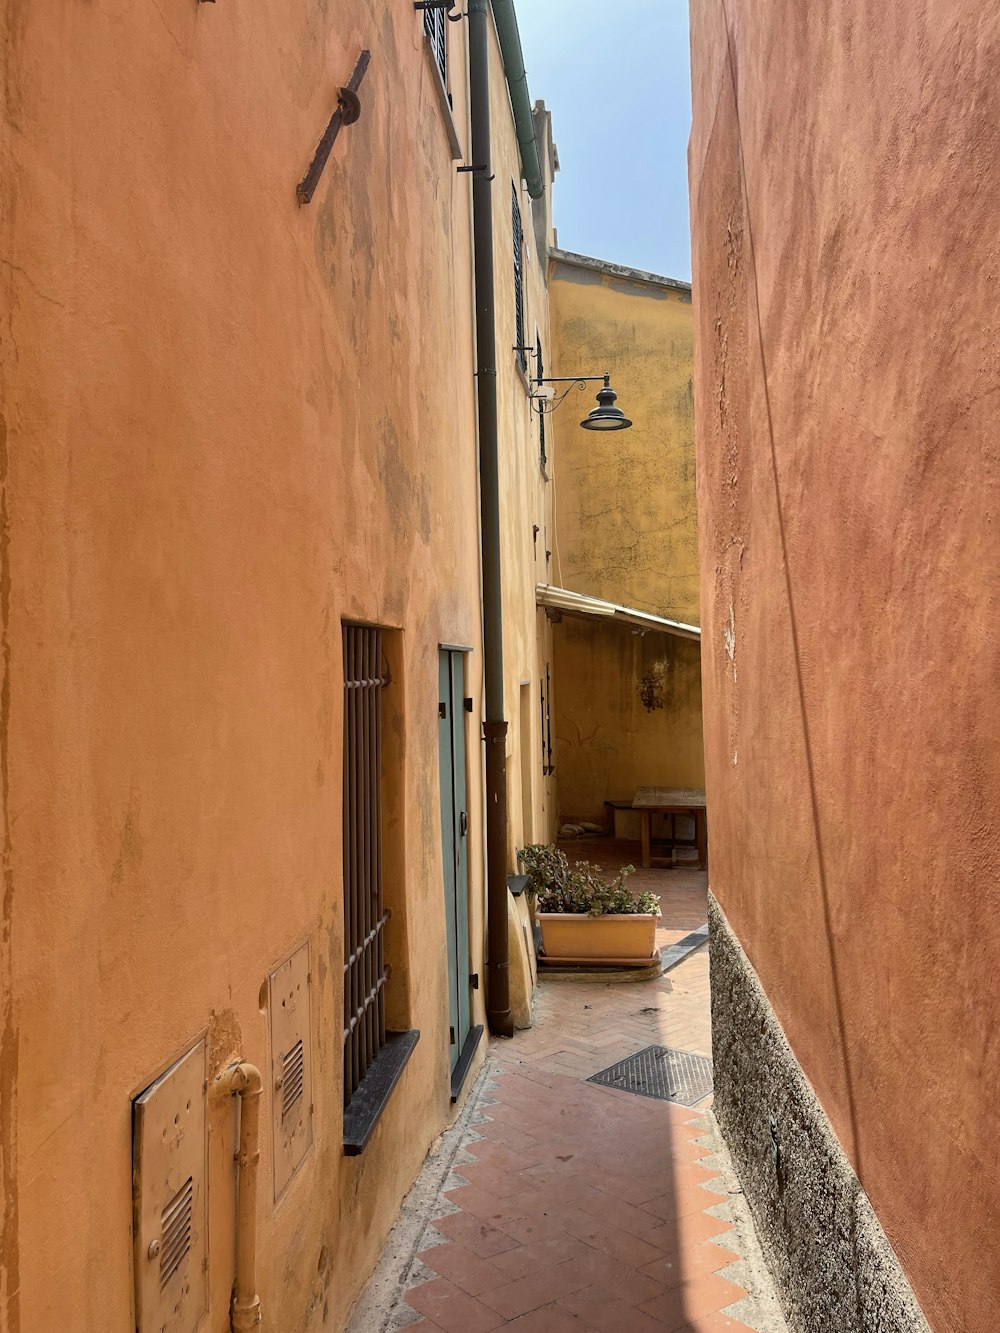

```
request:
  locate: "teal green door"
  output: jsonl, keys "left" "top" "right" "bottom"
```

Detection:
{"left": 438, "top": 650, "right": 471, "bottom": 1073}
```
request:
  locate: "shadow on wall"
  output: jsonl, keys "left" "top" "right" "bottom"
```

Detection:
{"left": 553, "top": 617, "right": 705, "bottom": 823}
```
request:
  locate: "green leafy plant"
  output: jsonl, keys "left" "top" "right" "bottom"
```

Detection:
{"left": 517, "top": 844, "right": 660, "bottom": 918}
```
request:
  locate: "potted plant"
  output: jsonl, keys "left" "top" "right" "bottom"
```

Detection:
{"left": 517, "top": 845, "right": 661, "bottom": 967}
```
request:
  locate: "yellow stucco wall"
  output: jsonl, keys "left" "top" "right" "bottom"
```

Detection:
{"left": 553, "top": 620, "right": 705, "bottom": 822}
{"left": 547, "top": 255, "right": 702, "bottom": 824}
{"left": 549, "top": 256, "right": 699, "bottom": 625}
{"left": 490, "top": 54, "right": 557, "bottom": 857}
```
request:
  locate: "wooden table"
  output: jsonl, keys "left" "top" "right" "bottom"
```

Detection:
{"left": 632, "top": 787, "right": 708, "bottom": 871}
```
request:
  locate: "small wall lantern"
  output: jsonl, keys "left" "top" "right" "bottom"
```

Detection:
{"left": 528, "top": 371, "right": 633, "bottom": 432}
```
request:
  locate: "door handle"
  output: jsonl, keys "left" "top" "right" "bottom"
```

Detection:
{"left": 460, "top": 811, "right": 468, "bottom": 837}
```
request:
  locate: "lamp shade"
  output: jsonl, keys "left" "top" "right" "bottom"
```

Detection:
{"left": 580, "top": 380, "right": 632, "bottom": 431}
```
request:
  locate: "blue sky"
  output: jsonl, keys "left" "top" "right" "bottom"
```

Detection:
{"left": 516, "top": 0, "right": 692, "bottom": 282}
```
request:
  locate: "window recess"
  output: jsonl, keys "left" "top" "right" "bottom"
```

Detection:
{"left": 341, "top": 624, "right": 418, "bottom": 1154}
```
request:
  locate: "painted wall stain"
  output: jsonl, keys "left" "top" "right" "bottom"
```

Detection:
{"left": 110, "top": 796, "right": 143, "bottom": 888}
{"left": 207, "top": 1009, "right": 244, "bottom": 1080}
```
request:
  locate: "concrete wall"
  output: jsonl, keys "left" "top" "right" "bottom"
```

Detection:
{"left": 690, "top": 3, "right": 1000, "bottom": 1330}
{"left": 547, "top": 254, "right": 702, "bottom": 823}
{"left": 0, "top": 2, "right": 548, "bottom": 1328}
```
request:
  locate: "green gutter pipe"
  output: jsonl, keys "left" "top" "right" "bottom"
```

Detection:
{"left": 490, "top": 0, "right": 544, "bottom": 199}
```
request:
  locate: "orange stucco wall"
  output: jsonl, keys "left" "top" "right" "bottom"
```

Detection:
{"left": 0, "top": 2, "right": 522, "bottom": 1328}
{"left": 690, "top": 3, "right": 1000, "bottom": 1330}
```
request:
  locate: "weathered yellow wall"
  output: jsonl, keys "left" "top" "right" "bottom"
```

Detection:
{"left": 547, "top": 255, "right": 701, "bottom": 824}
{"left": 0, "top": 3, "right": 512, "bottom": 1330}
{"left": 553, "top": 619, "right": 704, "bottom": 822}
{"left": 549, "top": 255, "right": 699, "bottom": 624}
{"left": 490, "top": 49, "right": 557, "bottom": 857}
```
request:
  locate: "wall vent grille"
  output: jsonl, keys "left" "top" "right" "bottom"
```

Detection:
{"left": 269, "top": 942, "right": 313, "bottom": 1200}
{"left": 281, "top": 1040, "right": 305, "bottom": 1120}
{"left": 159, "top": 1176, "right": 193, "bottom": 1288}
{"left": 132, "top": 1039, "right": 208, "bottom": 1331}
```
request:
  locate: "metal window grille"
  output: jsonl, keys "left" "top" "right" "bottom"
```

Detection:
{"left": 342, "top": 625, "right": 390, "bottom": 1106}
{"left": 545, "top": 663, "right": 553, "bottom": 773}
{"left": 540, "top": 666, "right": 553, "bottom": 776}
{"left": 541, "top": 677, "right": 549, "bottom": 773}
{"left": 536, "top": 332, "right": 546, "bottom": 469}
{"left": 512, "top": 185, "right": 526, "bottom": 370}
{"left": 424, "top": 6, "right": 447, "bottom": 86}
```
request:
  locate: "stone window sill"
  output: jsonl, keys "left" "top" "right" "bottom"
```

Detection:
{"left": 423, "top": 39, "right": 463, "bottom": 161}
{"left": 450, "top": 1025, "right": 484, "bottom": 1103}
{"left": 342, "top": 1029, "right": 420, "bottom": 1156}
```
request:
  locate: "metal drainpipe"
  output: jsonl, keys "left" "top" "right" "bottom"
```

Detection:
{"left": 216, "top": 1061, "right": 264, "bottom": 1331}
{"left": 469, "top": 0, "right": 513, "bottom": 1039}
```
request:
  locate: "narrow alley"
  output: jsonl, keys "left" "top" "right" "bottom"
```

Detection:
{"left": 349, "top": 857, "right": 786, "bottom": 1333}
{"left": 2, "top": 2, "right": 997, "bottom": 1331}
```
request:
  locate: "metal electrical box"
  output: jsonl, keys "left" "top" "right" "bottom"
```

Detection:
{"left": 269, "top": 942, "right": 313, "bottom": 1200}
{"left": 132, "top": 1038, "right": 208, "bottom": 1333}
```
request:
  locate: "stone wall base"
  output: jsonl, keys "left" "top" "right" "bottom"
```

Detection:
{"left": 708, "top": 892, "right": 931, "bottom": 1333}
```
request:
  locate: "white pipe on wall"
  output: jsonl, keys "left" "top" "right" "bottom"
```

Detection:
{"left": 216, "top": 1061, "right": 264, "bottom": 1331}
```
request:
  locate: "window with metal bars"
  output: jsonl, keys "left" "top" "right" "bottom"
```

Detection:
{"left": 342, "top": 624, "right": 390, "bottom": 1105}
{"left": 341, "top": 625, "right": 419, "bottom": 1153}
{"left": 536, "top": 331, "right": 547, "bottom": 470}
{"left": 424, "top": 4, "right": 447, "bottom": 87}
{"left": 512, "top": 184, "right": 526, "bottom": 370}
{"left": 539, "top": 664, "right": 554, "bottom": 776}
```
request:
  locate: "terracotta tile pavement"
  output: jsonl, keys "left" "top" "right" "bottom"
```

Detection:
{"left": 350, "top": 853, "right": 786, "bottom": 1333}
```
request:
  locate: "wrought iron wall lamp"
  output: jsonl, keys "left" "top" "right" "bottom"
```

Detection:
{"left": 530, "top": 373, "right": 633, "bottom": 432}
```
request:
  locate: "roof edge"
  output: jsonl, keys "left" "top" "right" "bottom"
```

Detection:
{"left": 536, "top": 584, "right": 701, "bottom": 641}
{"left": 549, "top": 247, "right": 692, "bottom": 294}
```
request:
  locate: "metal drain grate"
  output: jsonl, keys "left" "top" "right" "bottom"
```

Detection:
{"left": 588, "top": 1045, "right": 713, "bottom": 1107}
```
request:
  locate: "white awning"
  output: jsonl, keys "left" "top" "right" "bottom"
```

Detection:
{"left": 535, "top": 584, "right": 701, "bottom": 641}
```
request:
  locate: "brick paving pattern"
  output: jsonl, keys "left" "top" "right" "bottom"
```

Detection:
{"left": 352, "top": 846, "right": 786, "bottom": 1333}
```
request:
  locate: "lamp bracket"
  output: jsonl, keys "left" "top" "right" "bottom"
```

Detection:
{"left": 529, "top": 373, "right": 610, "bottom": 418}
{"left": 414, "top": 0, "right": 464, "bottom": 14}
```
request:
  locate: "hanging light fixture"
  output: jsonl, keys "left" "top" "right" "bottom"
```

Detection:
{"left": 579, "top": 375, "right": 632, "bottom": 432}
{"left": 525, "top": 366, "right": 634, "bottom": 432}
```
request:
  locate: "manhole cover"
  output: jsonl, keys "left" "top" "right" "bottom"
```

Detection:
{"left": 588, "top": 1045, "right": 713, "bottom": 1107}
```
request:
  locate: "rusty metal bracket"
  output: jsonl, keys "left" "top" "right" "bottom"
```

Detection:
{"left": 457, "top": 164, "right": 495, "bottom": 181}
{"left": 414, "top": 0, "right": 466, "bottom": 18}
{"left": 297, "top": 50, "right": 371, "bottom": 206}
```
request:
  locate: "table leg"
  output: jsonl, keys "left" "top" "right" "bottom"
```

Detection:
{"left": 696, "top": 809, "right": 707, "bottom": 871}
{"left": 641, "top": 810, "right": 651, "bottom": 869}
